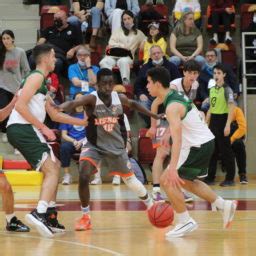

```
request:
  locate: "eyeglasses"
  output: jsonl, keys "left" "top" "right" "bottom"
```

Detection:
{"left": 206, "top": 54, "right": 216, "bottom": 57}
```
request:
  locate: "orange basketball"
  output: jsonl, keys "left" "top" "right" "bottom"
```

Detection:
{"left": 148, "top": 202, "right": 174, "bottom": 228}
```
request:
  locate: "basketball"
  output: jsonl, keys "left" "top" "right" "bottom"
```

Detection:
{"left": 148, "top": 202, "right": 174, "bottom": 228}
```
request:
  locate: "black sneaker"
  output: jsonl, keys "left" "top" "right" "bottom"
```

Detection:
{"left": 219, "top": 180, "right": 235, "bottom": 187}
{"left": 46, "top": 207, "right": 65, "bottom": 233}
{"left": 25, "top": 209, "right": 54, "bottom": 238}
{"left": 203, "top": 178, "right": 215, "bottom": 185}
{"left": 239, "top": 174, "right": 248, "bottom": 184}
{"left": 6, "top": 216, "right": 30, "bottom": 232}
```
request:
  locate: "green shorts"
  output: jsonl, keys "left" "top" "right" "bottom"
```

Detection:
{"left": 7, "top": 124, "right": 51, "bottom": 171}
{"left": 178, "top": 140, "right": 215, "bottom": 181}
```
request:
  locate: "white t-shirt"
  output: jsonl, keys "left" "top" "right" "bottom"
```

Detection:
{"left": 174, "top": 0, "right": 201, "bottom": 13}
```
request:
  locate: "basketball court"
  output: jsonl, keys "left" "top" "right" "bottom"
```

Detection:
{"left": 0, "top": 181, "right": 255, "bottom": 256}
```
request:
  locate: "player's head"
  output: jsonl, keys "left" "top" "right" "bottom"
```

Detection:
{"left": 213, "top": 63, "right": 226, "bottom": 85}
{"left": 146, "top": 67, "right": 170, "bottom": 97}
{"left": 97, "top": 68, "right": 114, "bottom": 96}
{"left": 183, "top": 60, "right": 201, "bottom": 85}
{"left": 32, "top": 43, "right": 56, "bottom": 72}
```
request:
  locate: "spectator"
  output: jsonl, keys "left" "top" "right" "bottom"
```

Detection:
{"left": 0, "top": 30, "right": 30, "bottom": 143}
{"left": 209, "top": 0, "right": 235, "bottom": 45}
{"left": 198, "top": 49, "right": 239, "bottom": 111}
{"left": 68, "top": 0, "right": 104, "bottom": 49}
{"left": 205, "top": 63, "right": 236, "bottom": 187}
{"left": 104, "top": 0, "right": 140, "bottom": 32}
{"left": 173, "top": 0, "right": 201, "bottom": 28}
{"left": 100, "top": 10, "right": 146, "bottom": 85}
{"left": 134, "top": 45, "right": 180, "bottom": 127}
{"left": 59, "top": 92, "right": 87, "bottom": 185}
{"left": 169, "top": 11, "right": 205, "bottom": 67}
{"left": 141, "top": 22, "right": 167, "bottom": 63}
{"left": 68, "top": 46, "right": 99, "bottom": 99}
{"left": 32, "top": 10, "right": 82, "bottom": 75}
{"left": 229, "top": 106, "right": 248, "bottom": 184}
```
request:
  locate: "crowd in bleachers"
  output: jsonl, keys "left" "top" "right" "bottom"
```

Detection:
{"left": 1, "top": 0, "right": 256, "bottom": 189}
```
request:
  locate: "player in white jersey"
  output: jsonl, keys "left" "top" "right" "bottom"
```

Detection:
{"left": 146, "top": 66, "right": 237, "bottom": 238}
{"left": 6, "top": 44, "right": 87, "bottom": 238}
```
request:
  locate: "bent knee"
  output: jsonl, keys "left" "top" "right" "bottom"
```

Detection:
{"left": 0, "top": 179, "right": 12, "bottom": 194}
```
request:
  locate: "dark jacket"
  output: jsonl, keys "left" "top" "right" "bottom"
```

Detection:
{"left": 198, "top": 62, "right": 239, "bottom": 101}
{"left": 134, "top": 56, "right": 181, "bottom": 99}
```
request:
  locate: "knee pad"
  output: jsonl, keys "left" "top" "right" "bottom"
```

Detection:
{"left": 122, "top": 175, "right": 147, "bottom": 198}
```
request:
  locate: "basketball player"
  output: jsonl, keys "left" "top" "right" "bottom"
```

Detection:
{"left": 6, "top": 44, "right": 87, "bottom": 238}
{"left": 146, "top": 66, "right": 237, "bottom": 238}
{"left": 0, "top": 96, "right": 30, "bottom": 232}
{"left": 58, "top": 68, "right": 160, "bottom": 231}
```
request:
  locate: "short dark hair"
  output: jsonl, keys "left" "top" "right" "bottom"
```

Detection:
{"left": 183, "top": 60, "right": 201, "bottom": 72}
{"left": 32, "top": 43, "right": 53, "bottom": 64}
{"left": 147, "top": 67, "right": 170, "bottom": 88}
{"left": 97, "top": 68, "right": 113, "bottom": 82}
{"left": 206, "top": 49, "right": 218, "bottom": 56}
{"left": 213, "top": 63, "right": 226, "bottom": 74}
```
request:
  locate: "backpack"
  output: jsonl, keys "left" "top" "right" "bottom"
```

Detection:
{"left": 130, "top": 157, "right": 148, "bottom": 184}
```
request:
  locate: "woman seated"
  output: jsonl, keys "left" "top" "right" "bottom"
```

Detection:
{"left": 169, "top": 11, "right": 205, "bottom": 67}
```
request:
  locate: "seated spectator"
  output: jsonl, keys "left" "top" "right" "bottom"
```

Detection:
{"left": 104, "top": 0, "right": 140, "bottom": 32}
{"left": 229, "top": 106, "right": 248, "bottom": 184}
{"left": 100, "top": 10, "right": 146, "bottom": 85}
{"left": 209, "top": 0, "right": 235, "bottom": 45}
{"left": 68, "top": 46, "right": 99, "bottom": 99}
{"left": 31, "top": 10, "right": 82, "bottom": 75}
{"left": 134, "top": 45, "right": 180, "bottom": 127}
{"left": 173, "top": 0, "right": 201, "bottom": 28}
{"left": 141, "top": 22, "right": 167, "bottom": 63}
{"left": 60, "top": 92, "right": 87, "bottom": 185}
{"left": 169, "top": 11, "right": 205, "bottom": 67}
{"left": 68, "top": 0, "right": 104, "bottom": 49}
{"left": 198, "top": 49, "right": 239, "bottom": 111}
{"left": 46, "top": 72, "right": 60, "bottom": 103}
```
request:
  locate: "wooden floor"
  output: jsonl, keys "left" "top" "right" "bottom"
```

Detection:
{"left": 0, "top": 182, "right": 256, "bottom": 256}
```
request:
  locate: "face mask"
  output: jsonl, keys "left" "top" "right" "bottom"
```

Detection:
{"left": 54, "top": 19, "right": 63, "bottom": 28}
{"left": 78, "top": 60, "right": 86, "bottom": 67}
{"left": 152, "top": 58, "right": 163, "bottom": 66}
{"left": 206, "top": 62, "right": 217, "bottom": 68}
{"left": 124, "top": 23, "right": 134, "bottom": 30}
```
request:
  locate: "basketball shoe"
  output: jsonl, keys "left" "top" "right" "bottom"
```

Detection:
{"left": 165, "top": 217, "right": 198, "bottom": 238}
{"left": 75, "top": 214, "right": 92, "bottom": 231}
{"left": 25, "top": 209, "right": 54, "bottom": 238}
{"left": 6, "top": 216, "right": 30, "bottom": 232}
{"left": 112, "top": 175, "right": 121, "bottom": 185}
{"left": 152, "top": 190, "right": 165, "bottom": 202}
{"left": 222, "top": 200, "right": 238, "bottom": 228}
{"left": 46, "top": 207, "right": 65, "bottom": 233}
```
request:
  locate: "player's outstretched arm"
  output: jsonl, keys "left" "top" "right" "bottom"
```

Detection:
{"left": 46, "top": 98, "right": 88, "bottom": 126}
{"left": 58, "top": 94, "right": 95, "bottom": 113}
{"left": 119, "top": 94, "right": 160, "bottom": 120}
{"left": 0, "top": 94, "right": 17, "bottom": 121}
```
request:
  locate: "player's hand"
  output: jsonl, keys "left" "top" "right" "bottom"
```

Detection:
{"left": 163, "top": 168, "right": 185, "bottom": 188}
{"left": 154, "top": 113, "right": 166, "bottom": 120}
{"left": 146, "top": 126, "right": 157, "bottom": 139}
{"left": 224, "top": 125, "right": 230, "bottom": 136}
{"left": 40, "top": 125, "right": 56, "bottom": 141}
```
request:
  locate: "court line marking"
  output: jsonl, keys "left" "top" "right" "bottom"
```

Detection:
{"left": 0, "top": 232, "right": 124, "bottom": 256}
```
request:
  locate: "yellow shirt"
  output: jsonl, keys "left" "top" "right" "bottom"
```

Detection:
{"left": 143, "top": 37, "right": 167, "bottom": 63}
{"left": 230, "top": 107, "right": 247, "bottom": 144}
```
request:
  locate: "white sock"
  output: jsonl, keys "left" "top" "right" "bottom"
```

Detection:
{"left": 37, "top": 200, "right": 48, "bottom": 214}
{"left": 153, "top": 186, "right": 161, "bottom": 192}
{"left": 212, "top": 196, "right": 225, "bottom": 210}
{"left": 48, "top": 201, "right": 56, "bottom": 208}
{"left": 142, "top": 194, "right": 154, "bottom": 209}
{"left": 176, "top": 211, "right": 190, "bottom": 224}
{"left": 81, "top": 205, "right": 90, "bottom": 215}
{"left": 6, "top": 213, "right": 15, "bottom": 223}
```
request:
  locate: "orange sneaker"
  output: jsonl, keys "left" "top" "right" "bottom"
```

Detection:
{"left": 75, "top": 214, "right": 92, "bottom": 231}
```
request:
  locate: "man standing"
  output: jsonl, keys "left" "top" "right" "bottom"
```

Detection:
{"left": 146, "top": 66, "right": 237, "bottom": 238}
{"left": 7, "top": 44, "right": 87, "bottom": 238}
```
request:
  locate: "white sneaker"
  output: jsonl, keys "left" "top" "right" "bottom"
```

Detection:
{"left": 222, "top": 200, "right": 238, "bottom": 229}
{"left": 165, "top": 218, "right": 198, "bottom": 238}
{"left": 183, "top": 191, "right": 194, "bottom": 203}
{"left": 62, "top": 173, "right": 72, "bottom": 185}
{"left": 90, "top": 177, "right": 102, "bottom": 185}
{"left": 112, "top": 175, "right": 121, "bottom": 185}
{"left": 2, "top": 133, "right": 8, "bottom": 143}
{"left": 152, "top": 190, "right": 165, "bottom": 202}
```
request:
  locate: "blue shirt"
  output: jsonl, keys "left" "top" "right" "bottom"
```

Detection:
{"left": 68, "top": 63, "right": 99, "bottom": 98}
{"left": 59, "top": 112, "right": 86, "bottom": 141}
